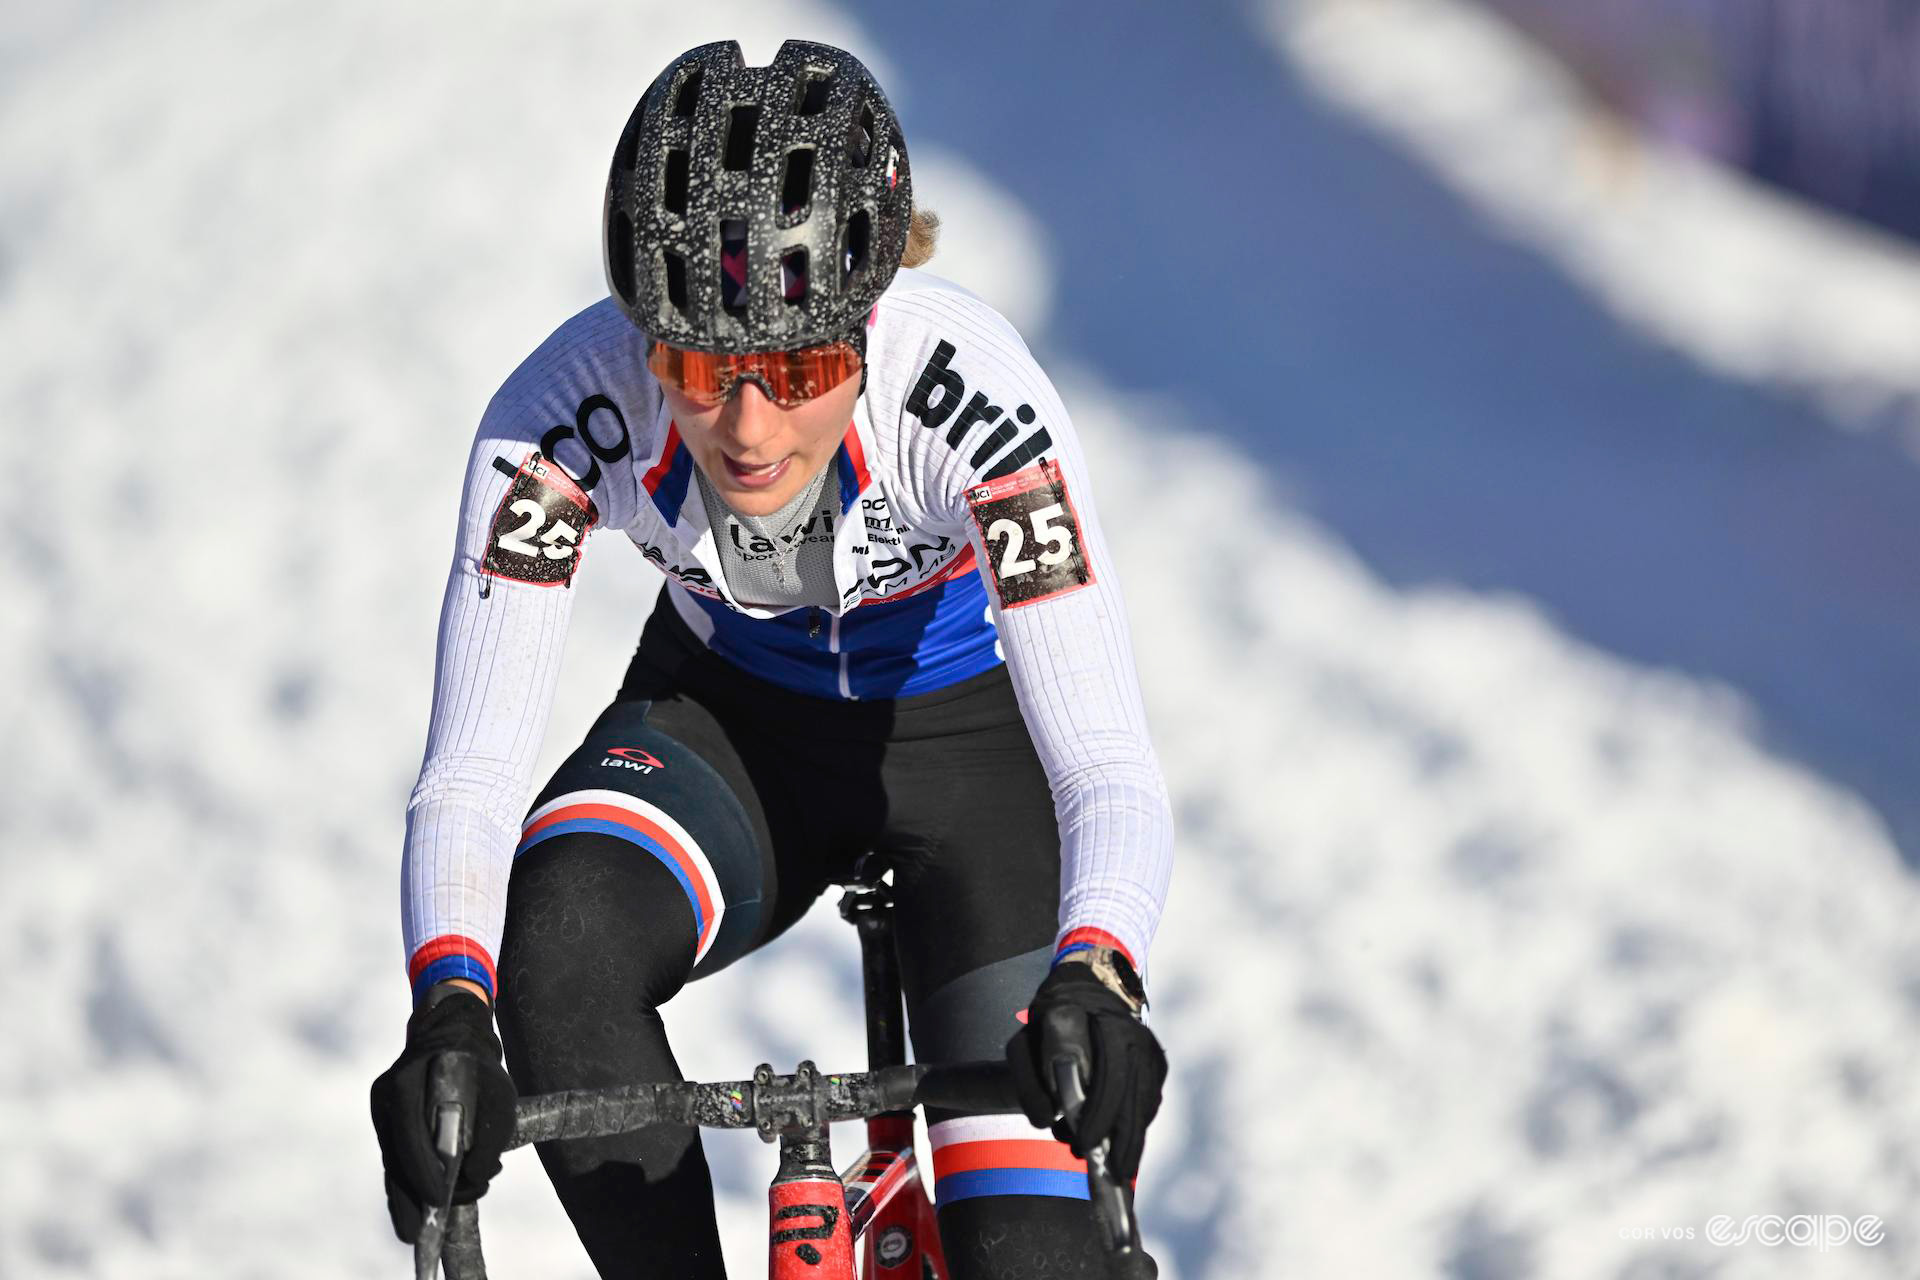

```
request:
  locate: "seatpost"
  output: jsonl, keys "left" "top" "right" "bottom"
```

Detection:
{"left": 837, "top": 866, "right": 906, "bottom": 1071}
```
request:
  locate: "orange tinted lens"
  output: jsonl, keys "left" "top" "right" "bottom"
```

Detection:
{"left": 648, "top": 340, "right": 861, "bottom": 407}
{"left": 781, "top": 342, "right": 862, "bottom": 402}
{"left": 646, "top": 343, "right": 727, "bottom": 402}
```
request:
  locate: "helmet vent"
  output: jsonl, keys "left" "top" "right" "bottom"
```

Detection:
{"left": 662, "top": 149, "right": 689, "bottom": 216}
{"left": 847, "top": 104, "right": 875, "bottom": 168}
{"left": 612, "top": 42, "right": 909, "bottom": 349}
{"left": 721, "top": 219, "right": 749, "bottom": 315}
{"left": 781, "top": 249, "right": 809, "bottom": 304}
{"left": 607, "top": 204, "right": 636, "bottom": 304}
{"left": 723, "top": 105, "right": 761, "bottom": 172}
{"left": 794, "top": 72, "right": 834, "bottom": 116}
{"left": 662, "top": 250, "right": 688, "bottom": 314}
{"left": 780, "top": 149, "right": 815, "bottom": 217}
{"left": 842, "top": 209, "right": 870, "bottom": 285}
{"left": 673, "top": 70, "right": 704, "bottom": 118}
{"left": 612, "top": 111, "right": 643, "bottom": 177}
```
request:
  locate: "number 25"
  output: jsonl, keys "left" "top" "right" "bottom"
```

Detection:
{"left": 498, "top": 499, "right": 581, "bottom": 560}
{"left": 986, "top": 502, "right": 1072, "bottom": 579}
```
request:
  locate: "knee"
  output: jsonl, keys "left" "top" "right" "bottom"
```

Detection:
{"left": 519, "top": 709, "right": 764, "bottom": 975}
{"left": 495, "top": 834, "right": 702, "bottom": 1098}
{"left": 496, "top": 705, "right": 764, "bottom": 1089}
{"left": 499, "top": 836, "right": 699, "bottom": 1020}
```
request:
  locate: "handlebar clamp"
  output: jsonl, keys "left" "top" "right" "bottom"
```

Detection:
{"left": 750, "top": 1060, "right": 831, "bottom": 1142}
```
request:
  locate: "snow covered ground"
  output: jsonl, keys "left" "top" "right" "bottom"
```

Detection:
{"left": 2, "top": 3, "right": 1916, "bottom": 1278}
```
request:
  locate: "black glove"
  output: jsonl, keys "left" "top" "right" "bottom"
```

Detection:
{"left": 1005, "top": 953, "right": 1166, "bottom": 1183}
{"left": 369, "top": 986, "right": 517, "bottom": 1243}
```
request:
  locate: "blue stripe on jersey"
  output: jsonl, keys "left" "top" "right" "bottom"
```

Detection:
{"left": 835, "top": 447, "right": 861, "bottom": 513}
{"left": 649, "top": 444, "right": 696, "bottom": 527}
{"left": 688, "top": 569, "right": 1000, "bottom": 700}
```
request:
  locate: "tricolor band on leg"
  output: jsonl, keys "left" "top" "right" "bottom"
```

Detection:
{"left": 929, "top": 1114, "right": 1089, "bottom": 1204}
{"left": 517, "top": 789, "right": 727, "bottom": 965}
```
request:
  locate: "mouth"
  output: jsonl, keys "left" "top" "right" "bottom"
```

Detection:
{"left": 720, "top": 453, "right": 791, "bottom": 490}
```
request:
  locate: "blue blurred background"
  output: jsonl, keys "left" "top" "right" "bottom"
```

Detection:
{"left": 1485, "top": 0, "right": 1920, "bottom": 240}
{"left": 851, "top": 0, "right": 1920, "bottom": 861}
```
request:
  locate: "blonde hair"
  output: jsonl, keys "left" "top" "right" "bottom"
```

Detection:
{"left": 901, "top": 207, "right": 940, "bottom": 268}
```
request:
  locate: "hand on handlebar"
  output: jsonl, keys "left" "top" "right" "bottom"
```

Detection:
{"left": 369, "top": 985, "right": 517, "bottom": 1244}
{"left": 1004, "top": 953, "right": 1166, "bottom": 1183}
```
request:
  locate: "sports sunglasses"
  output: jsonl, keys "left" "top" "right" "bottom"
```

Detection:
{"left": 647, "top": 337, "right": 863, "bottom": 408}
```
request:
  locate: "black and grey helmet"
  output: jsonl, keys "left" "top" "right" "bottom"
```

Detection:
{"left": 604, "top": 40, "right": 913, "bottom": 353}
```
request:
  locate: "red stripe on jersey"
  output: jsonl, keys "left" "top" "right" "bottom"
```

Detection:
{"left": 641, "top": 425, "right": 683, "bottom": 495}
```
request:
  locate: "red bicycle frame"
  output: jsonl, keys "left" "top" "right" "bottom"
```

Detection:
{"left": 762, "top": 875, "right": 950, "bottom": 1278}
{"left": 768, "top": 1108, "right": 947, "bottom": 1279}
{"left": 416, "top": 874, "right": 1154, "bottom": 1278}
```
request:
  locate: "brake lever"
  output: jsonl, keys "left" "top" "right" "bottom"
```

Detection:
{"left": 414, "top": 1055, "right": 475, "bottom": 1280}
{"left": 1051, "top": 1059, "right": 1157, "bottom": 1278}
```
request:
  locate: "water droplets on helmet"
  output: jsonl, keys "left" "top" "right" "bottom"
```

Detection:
{"left": 603, "top": 40, "right": 913, "bottom": 354}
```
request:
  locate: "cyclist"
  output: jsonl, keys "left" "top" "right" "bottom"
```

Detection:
{"left": 371, "top": 39, "right": 1171, "bottom": 1278}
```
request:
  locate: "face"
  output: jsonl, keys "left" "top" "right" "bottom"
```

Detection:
{"left": 662, "top": 373, "right": 860, "bottom": 517}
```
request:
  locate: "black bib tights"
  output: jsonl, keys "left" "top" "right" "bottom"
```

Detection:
{"left": 493, "top": 603, "right": 1115, "bottom": 1278}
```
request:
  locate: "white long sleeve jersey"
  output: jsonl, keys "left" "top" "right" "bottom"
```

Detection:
{"left": 403, "top": 269, "right": 1173, "bottom": 1002}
